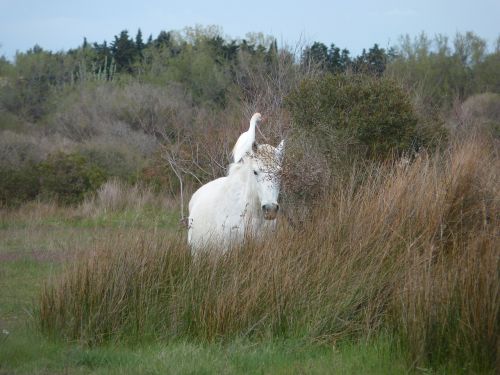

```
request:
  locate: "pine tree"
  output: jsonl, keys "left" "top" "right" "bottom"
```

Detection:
{"left": 366, "top": 44, "right": 387, "bottom": 76}
{"left": 302, "top": 42, "right": 329, "bottom": 70}
{"left": 265, "top": 39, "right": 278, "bottom": 67}
{"left": 340, "top": 49, "right": 351, "bottom": 71}
{"left": 135, "top": 29, "right": 144, "bottom": 54}
{"left": 155, "top": 31, "right": 171, "bottom": 49}
{"left": 110, "top": 30, "right": 137, "bottom": 73}
{"left": 328, "top": 43, "right": 342, "bottom": 73}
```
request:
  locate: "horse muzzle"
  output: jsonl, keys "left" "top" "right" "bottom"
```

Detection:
{"left": 262, "top": 203, "right": 279, "bottom": 220}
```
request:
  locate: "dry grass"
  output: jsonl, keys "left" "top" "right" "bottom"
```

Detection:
{"left": 39, "top": 135, "right": 499, "bottom": 372}
{"left": 79, "top": 179, "right": 173, "bottom": 217}
{"left": 0, "top": 179, "right": 176, "bottom": 220}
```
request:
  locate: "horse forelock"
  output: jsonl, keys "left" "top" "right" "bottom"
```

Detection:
{"left": 255, "top": 144, "right": 281, "bottom": 171}
{"left": 227, "top": 144, "right": 281, "bottom": 178}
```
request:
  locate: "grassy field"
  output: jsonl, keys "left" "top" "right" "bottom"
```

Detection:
{"left": 0, "top": 205, "right": 412, "bottom": 375}
{"left": 1, "top": 136, "right": 498, "bottom": 374}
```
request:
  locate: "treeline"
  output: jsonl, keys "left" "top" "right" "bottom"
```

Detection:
{"left": 1, "top": 28, "right": 499, "bottom": 123}
{"left": 1, "top": 27, "right": 499, "bottom": 206}
{"left": 0, "top": 26, "right": 284, "bottom": 121}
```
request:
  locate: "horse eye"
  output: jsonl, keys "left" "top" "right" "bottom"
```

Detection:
{"left": 253, "top": 170, "right": 258, "bottom": 176}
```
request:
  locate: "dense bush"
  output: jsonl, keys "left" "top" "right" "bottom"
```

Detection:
{"left": 38, "top": 152, "right": 106, "bottom": 204}
{"left": 49, "top": 81, "right": 191, "bottom": 145}
{"left": 286, "top": 73, "right": 418, "bottom": 159}
{"left": 459, "top": 92, "right": 500, "bottom": 137}
{"left": 0, "top": 164, "right": 40, "bottom": 207}
{"left": 0, "top": 130, "right": 47, "bottom": 167}
{"left": 78, "top": 142, "right": 145, "bottom": 183}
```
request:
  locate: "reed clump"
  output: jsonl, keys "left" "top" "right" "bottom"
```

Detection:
{"left": 39, "top": 134, "right": 499, "bottom": 372}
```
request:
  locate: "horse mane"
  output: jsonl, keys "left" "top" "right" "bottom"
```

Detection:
{"left": 227, "top": 159, "right": 248, "bottom": 176}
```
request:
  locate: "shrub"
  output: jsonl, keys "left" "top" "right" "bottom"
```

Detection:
{"left": 408, "top": 91, "right": 448, "bottom": 150}
{"left": 279, "top": 133, "right": 331, "bottom": 225}
{"left": 79, "top": 178, "right": 158, "bottom": 216}
{"left": 38, "top": 152, "right": 106, "bottom": 205}
{"left": 285, "top": 73, "right": 418, "bottom": 159}
{"left": 78, "top": 141, "right": 146, "bottom": 182}
{"left": 458, "top": 92, "right": 500, "bottom": 137}
{"left": 0, "top": 164, "right": 40, "bottom": 207}
{"left": 0, "top": 109, "right": 26, "bottom": 132}
{"left": 0, "top": 130, "right": 48, "bottom": 168}
{"left": 49, "top": 81, "right": 192, "bottom": 143}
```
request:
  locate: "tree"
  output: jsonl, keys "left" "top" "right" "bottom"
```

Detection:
{"left": 354, "top": 44, "right": 387, "bottom": 76}
{"left": 1, "top": 48, "right": 76, "bottom": 120}
{"left": 265, "top": 39, "right": 278, "bottom": 67}
{"left": 135, "top": 29, "right": 145, "bottom": 55}
{"left": 340, "top": 48, "right": 351, "bottom": 71}
{"left": 302, "top": 42, "right": 329, "bottom": 70}
{"left": 110, "top": 30, "right": 137, "bottom": 73}
{"left": 453, "top": 31, "right": 486, "bottom": 66}
{"left": 328, "top": 43, "right": 342, "bottom": 73}
{"left": 155, "top": 31, "right": 172, "bottom": 49}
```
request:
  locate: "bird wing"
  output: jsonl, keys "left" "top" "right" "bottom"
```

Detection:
{"left": 232, "top": 131, "right": 248, "bottom": 163}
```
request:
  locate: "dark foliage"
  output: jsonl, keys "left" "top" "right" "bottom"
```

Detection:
{"left": 286, "top": 73, "right": 418, "bottom": 159}
{"left": 0, "top": 164, "right": 40, "bottom": 207}
{"left": 38, "top": 153, "right": 107, "bottom": 205}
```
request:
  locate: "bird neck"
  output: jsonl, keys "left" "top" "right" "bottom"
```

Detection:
{"left": 249, "top": 117, "right": 259, "bottom": 133}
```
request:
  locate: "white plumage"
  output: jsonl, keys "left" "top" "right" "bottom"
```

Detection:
{"left": 232, "top": 113, "right": 261, "bottom": 163}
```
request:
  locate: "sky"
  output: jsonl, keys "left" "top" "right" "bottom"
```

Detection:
{"left": 1, "top": 0, "right": 499, "bottom": 60}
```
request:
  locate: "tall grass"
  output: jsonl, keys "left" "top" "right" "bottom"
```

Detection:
{"left": 39, "top": 135, "right": 499, "bottom": 372}
{"left": 79, "top": 179, "right": 167, "bottom": 216}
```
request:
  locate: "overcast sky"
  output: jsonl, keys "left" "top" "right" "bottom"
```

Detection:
{"left": 1, "top": 0, "right": 499, "bottom": 60}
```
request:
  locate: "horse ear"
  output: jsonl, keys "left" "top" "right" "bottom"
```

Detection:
{"left": 276, "top": 140, "right": 285, "bottom": 161}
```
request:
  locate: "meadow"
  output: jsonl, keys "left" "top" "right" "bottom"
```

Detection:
{"left": 1, "top": 133, "right": 498, "bottom": 374}
{"left": 0, "top": 186, "right": 408, "bottom": 374}
{"left": 1, "top": 29, "right": 499, "bottom": 374}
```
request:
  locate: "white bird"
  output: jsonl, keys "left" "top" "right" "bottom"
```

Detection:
{"left": 232, "top": 113, "right": 262, "bottom": 163}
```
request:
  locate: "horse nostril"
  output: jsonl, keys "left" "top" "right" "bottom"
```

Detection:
{"left": 262, "top": 204, "right": 279, "bottom": 213}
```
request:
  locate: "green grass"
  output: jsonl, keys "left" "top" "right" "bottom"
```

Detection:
{"left": 2, "top": 164, "right": 497, "bottom": 375}
{"left": 1, "top": 330, "right": 409, "bottom": 374}
{"left": 0, "top": 206, "right": 181, "bottom": 257}
{"left": 0, "top": 206, "right": 179, "bottom": 230}
{"left": 0, "top": 206, "right": 411, "bottom": 375}
{"left": 0, "top": 260, "right": 58, "bottom": 322}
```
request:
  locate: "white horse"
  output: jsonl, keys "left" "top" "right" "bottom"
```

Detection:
{"left": 188, "top": 115, "right": 284, "bottom": 252}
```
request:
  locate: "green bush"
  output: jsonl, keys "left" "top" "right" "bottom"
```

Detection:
{"left": 78, "top": 143, "right": 144, "bottom": 183}
{"left": 0, "top": 164, "right": 40, "bottom": 207}
{"left": 286, "top": 73, "right": 418, "bottom": 159}
{"left": 38, "top": 152, "right": 107, "bottom": 205}
{"left": 0, "top": 130, "right": 47, "bottom": 167}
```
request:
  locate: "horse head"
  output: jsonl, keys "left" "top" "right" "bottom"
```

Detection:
{"left": 243, "top": 140, "right": 285, "bottom": 220}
